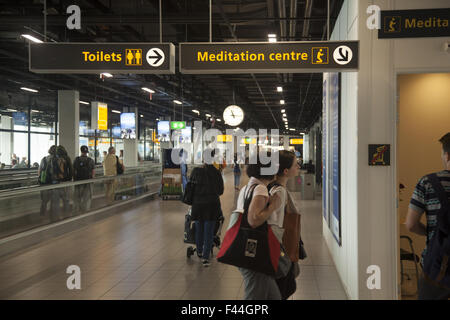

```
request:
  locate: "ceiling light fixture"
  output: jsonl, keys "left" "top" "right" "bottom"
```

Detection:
{"left": 20, "top": 87, "right": 38, "bottom": 93}
{"left": 21, "top": 34, "right": 43, "bottom": 43}
{"left": 277, "top": 86, "right": 283, "bottom": 92}
{"left": 79, "top": 101, "right": 89, "bottom": 105}
{"left": 142, "top": 87, "right": 155, "bottom": 93}
{"left": 281, "top": 109, "right": 285, "bottom": 113}
{"left": 111, "top": 110, "right": 121, "bottom": 114}
{"left": 216, "top": 119, "right": 222, "bottom": 122}
{"left": 173, "top": 100, "right": 182, "bottom": 105}
{"left": 289, "top": 128, "right": 295, "bottom": 131}
{"left": 205, "top": 114, "right": 211, "bottom": 118}
{"left": 268, "top": 34, "right": 277, "bottom": 43}
{"left": 280, "top": 100, "right": 285, "bottom": 105}
{"left": 192, "top": 109, "right": 200, "bottom": 115}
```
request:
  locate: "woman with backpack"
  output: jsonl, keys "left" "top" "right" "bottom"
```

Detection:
{"left": 56, "top": 145, "right": 73, "bottom": 215}
{"left": 268, "top": 150, "right": 302, "bottom": 300}
{"left": 189, "top": 149, "right": 224, "bottom": 267}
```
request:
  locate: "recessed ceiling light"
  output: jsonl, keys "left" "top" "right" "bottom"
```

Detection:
{"left": 79, "top": 101, "right": 89, "bottom": 105}
{"left": 140, "top": 115, "right": 144, "bottom": 118}
{"left": 205, "top": 114, "right": 211, "bottom": 118}
{"left": 21, "top": 34, "right": 43, "bottom": 43}
{"left": 216, "top": 119, "right": 221, "bottom": 122}
{"left": 142, "top": 87, "right": 155, "bottom": 93}
{"left": 280, "top": 100, "right": 285, "bottom": 105}
{"left": 192, "top": 109, "right": 200, "bottom": 114}
{"left": 289, "top": 128, "right": 295, "bottom": 131}
{"left": 173, "top": 100, "right": 182, "bottom": 105}
{"left": 281, "top": 109, "right": 285, "bottom": 113}
{"left": 112, "top": 110, "right": 121, "bottom": 114}
{"left": 20, "top": 87, "right": 38, "bottom": 93}
{"left": 277, "top": 86, "right": 283, "bottom": 92}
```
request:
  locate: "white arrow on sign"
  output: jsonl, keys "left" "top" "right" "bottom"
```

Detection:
{"left": 333, "top": 46, "right": 353, "bottom": 65}
{"left": 146, "top": 48, "right": 165, "bottom": 67}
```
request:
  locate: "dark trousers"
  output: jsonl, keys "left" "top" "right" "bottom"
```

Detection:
{"left": 195, "top": 220, "right": 216, "bottom": 260}
{"left": 418, "top": 276, "right": 450, "bottom": 300}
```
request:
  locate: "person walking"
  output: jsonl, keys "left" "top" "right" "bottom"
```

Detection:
{"left": 406, "top": 132, "right": 450, "bottom": 300}
{"left": 55, "top": 145, "right": 73, "bottom": 214}
{"left": 189, "top": 149, "right": 224, "bottom": 267}
{"left": 268, "top": 150, "right": 302, "bottom": 299}
{"left": 73, "top": 145, "right": 95, "bottom": 213}
{"left": 103, "top": 146, "right": 118, "bottom": 203}
{"left": 233, "top": 156, "right": 241, "bottom": 190}
{"left": 235, "top": 153, "right": 282, "bottom": 300}
{"left": 38, "top": 145, "right": 58, "bottom": 218}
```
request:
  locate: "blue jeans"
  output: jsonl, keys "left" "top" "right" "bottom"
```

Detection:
{"left": 195, "top": 220, "right": 216, "bottom": 260}
{"left": 234, "top": 173, "right": 241, "bottom": 188}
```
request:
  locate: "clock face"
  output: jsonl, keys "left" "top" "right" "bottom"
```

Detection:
{"left": 223, "top": 105, "right": 244, "bottom": 126}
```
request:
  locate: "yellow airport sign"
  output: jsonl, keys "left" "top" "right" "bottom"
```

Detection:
{"left": 290, "top": 138, "right": 304, "bottom": 145}
{"left": 217, "top": 135, "right": 232, "bottom": 142}
{"left": 97, "top": 102, "right": 108, "bottom": 131}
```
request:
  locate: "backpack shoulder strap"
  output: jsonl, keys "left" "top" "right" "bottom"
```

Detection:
{"left": 428, "top": 173, "right": 450, "bottom": 232}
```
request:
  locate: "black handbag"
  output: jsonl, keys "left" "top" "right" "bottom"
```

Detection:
{"left": 276, "top": 262, "right": 297, "bottom": 300}
{"left": 182, "top": 180, "right": 195, "bottom": 205}
{"left": 299, "top": 238, "right": 307, "bottom": 260}
{"left": 116, "top": 156, "right": 124, "bottom": 175}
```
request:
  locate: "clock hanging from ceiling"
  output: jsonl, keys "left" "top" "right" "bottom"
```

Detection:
{"left": 223, "top": 105, "right": 244, "bottom": 126}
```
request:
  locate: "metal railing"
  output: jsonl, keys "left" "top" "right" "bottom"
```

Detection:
{"left": 0, "top": 165, "right": 162, "bottom": 240}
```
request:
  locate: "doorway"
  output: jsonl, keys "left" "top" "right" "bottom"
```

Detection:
{"left": 396, "top": 72, "right": 450, "bottom": 299}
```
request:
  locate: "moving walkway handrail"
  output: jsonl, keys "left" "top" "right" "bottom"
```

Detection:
{"left": 0, "top": 162, "right": 161, "bottom": 191}
{"left": 0, "top": 169, "right": 161, "bottom": 200}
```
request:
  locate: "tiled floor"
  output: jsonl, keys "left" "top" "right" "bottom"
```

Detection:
{"left": 0, "top": 171, "right": 348, "bottom": 300}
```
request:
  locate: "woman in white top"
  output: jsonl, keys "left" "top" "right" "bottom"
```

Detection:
{"left": 236, "top": 155, "right": 282, "bottom": 300}
{"left": 269, "top": 150, "right": 301, "bottom": 299}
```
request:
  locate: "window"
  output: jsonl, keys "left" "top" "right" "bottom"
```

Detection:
{"left": 0, "top": 132, "right": 29, "bottom": 169}
{"left": 30, "top": 133, "right": 55, "bottom": 167}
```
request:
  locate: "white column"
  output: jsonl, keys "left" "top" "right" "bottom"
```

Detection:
{"left": 122, "top": 107, "right": 139, "bottom": 167}
{"left": 283, "top": 135, "right": 290, "bottom": 150}
{"left": 58, "top": 90, "right": 79, "bottom": 160}
{"left": 0, "top": 116, "right": 13, "bottom": 164}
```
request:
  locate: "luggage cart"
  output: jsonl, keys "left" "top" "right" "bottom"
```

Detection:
{"left": 160, "top": 148, "right": 183, "bottom": 200}
{"left": 184, "top": 209, "right": 224, "bottom": 258}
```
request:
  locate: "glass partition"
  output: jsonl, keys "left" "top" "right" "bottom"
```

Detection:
{"left": 0, "top": 166, "right": 162, "bottom": 240}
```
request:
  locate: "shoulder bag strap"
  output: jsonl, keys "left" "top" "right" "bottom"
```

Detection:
{"left": 241, "top": 184, "right": 261, "bottom": 228}
{"left": 428, "top": 174, "right": 450, "bottom": 233}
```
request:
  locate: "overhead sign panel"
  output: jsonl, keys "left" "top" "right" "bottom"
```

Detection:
{"left": 179, "top": 41, "right": 359, "bottom": 74}
{"left": 379, "top": 8, "right": 449, "bottom": 39}
{"left": 29, "top": 43, "right": 175, "bottom": 74}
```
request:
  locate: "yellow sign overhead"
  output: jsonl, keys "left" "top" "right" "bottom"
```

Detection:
{"left": 217, "top": 135, "right": 232, "bottom": 142}
{"left": 290, "top": 138, "right": 304, "bottom": 145}
{"left": 97, "top": 102, "right": 108, "bottom": 131}
{"left": 243, "top": 138, "right": 257, "bottom": 145}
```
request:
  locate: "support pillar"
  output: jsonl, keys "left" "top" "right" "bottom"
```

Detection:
{"left": 58, "top": 90, "right": 79, "bottom": 160}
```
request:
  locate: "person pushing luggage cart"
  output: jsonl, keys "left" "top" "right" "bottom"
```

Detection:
{"left": 182, "top": 149, "right": 224, "bottom": 267}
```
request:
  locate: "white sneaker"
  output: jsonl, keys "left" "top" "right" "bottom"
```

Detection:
{"left": 202, "top": 259, "right": 210, "bottom": 267}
